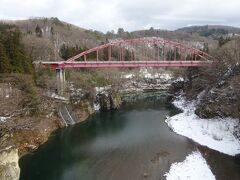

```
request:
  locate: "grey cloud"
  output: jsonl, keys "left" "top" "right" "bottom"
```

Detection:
{"left": 0, "top": 0, "right": 240, "bottom": 32}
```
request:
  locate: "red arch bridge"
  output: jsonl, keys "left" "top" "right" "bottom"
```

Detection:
{"left": 34, "top": 37, "right": 215, "bottom": 94}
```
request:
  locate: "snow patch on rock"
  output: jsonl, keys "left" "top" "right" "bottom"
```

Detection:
{"left": 0, "top": 116, "right": 10, "bottom": 122}
{"left": 95, "top": 86, "right": 111, "bottom": 95}
{"left": 45, "top": 92, "right": 68, "bottom": 101}
{"left": 122, "top": 74, "right": 135, "bottom": 79}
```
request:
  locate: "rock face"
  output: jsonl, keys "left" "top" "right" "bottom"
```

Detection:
{"left": 98, "top": 90, "right": 122, "bottom": 111}
{"left": 0, "top": 129, "right": 20, "bottom": 180}
{"left": 0, "top": 147, "right": 20, "bottom": 180}
{"left": 69, "top": 86, "right": 122, "bottom": 123}
{"left": 168, "top": 65, "right": 240, "bottom": 120}
{"left": 195, "top": 64, "right": 240, "bottom": 119}
{"left": 234, "top": 122, "right": 240, "bottom": 141}
{"left": 168, "top": 81, "right": 185, "bottom": 95}
{"left": 110, "top": 91, "right": 122, "bottom": 109}
{"left": 72, "top": 101, "right": 95, "bottom": 123}
{"left": 195, "top": 87, "right": 240, "bottom": 118}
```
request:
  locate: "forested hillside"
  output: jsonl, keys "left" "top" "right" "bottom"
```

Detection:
{"left": 2, "top": 17, "right": 106, "bottom": 62}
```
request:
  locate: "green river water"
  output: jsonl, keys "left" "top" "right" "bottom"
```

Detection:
{"left": 19, "top": 92, "right": 240, "bottom": 180}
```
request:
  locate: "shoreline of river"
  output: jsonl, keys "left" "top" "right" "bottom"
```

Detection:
{"left": 163, "top": 94, "right": 240, "bottom": 180}
{"left": 165, "top": 95, "right": 240, "bottom": 156}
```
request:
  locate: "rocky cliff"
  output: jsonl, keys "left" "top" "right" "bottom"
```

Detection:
{"left": 97, "top": 90, "right": 122, "bottom": 111}
{"left": 0, "top": 147, "right": 20, "bottom": 180}
{"left": 195, "top": 64, "right": 240, "bottom": 119}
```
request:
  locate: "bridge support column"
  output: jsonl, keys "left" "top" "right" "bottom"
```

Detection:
{"left": 56, "top": 68, "right": 65, "bottom": 95}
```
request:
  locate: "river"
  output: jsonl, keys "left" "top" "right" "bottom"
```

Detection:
{"left": 19, "top": 92, "right": 240, "bottom": 180}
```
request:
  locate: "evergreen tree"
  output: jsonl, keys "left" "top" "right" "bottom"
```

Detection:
{"left": 218, "top": 36, "right": 224, "bottom": 47}
{"left": 50, "top": 26, "right": 54, "bottom": 36}
{"left": 60, "top": 44, "right": 90, "bottom": 60}
{"left": 35, "top": 24, "right": 42, "bottom": 37}
{"left": 117, "top": 28, "right": 124, "bottom": 36}
{"left": 0, "top": 29, "right": 33, "bottom": 74}
{"left": 0, "top": 43, "right": 11, "bottom": 73}
{"left": 218, "top": 36, "right": 231, "bottom": 47}
{"left": 124, "top": 49, "right": 131, "bottom": 61}
{"left": 203, "top": 43, "right": 209, "bottom": 53}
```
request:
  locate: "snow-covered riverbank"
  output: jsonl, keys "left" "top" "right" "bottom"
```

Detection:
{"left": 164, "top": 151, "right": 216, "bottom": 180}
{"left": 166, "top": 96, "right": 240, "bottom": 156}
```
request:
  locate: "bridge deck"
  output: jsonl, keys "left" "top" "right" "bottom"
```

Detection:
{"left": 37, "top": 60, "right": 212, "bottom": 68}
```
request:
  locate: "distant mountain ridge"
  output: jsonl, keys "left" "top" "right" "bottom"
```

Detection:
{"left": 175, "top": 25, "right": 240, "bottom": 38}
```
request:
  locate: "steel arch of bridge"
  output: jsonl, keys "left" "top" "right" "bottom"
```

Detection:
{"left": 38, "top": 37, "right": 215, "bottom": 69}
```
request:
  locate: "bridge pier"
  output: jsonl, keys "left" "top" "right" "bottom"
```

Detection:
{"left": 56, "top": 68, "right": 65, "bottom": 95}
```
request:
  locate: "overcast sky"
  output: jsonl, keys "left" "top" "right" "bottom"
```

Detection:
{"left": 0, "top": 0, "right": 240, "bottom": 32}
